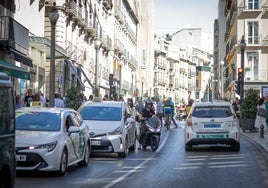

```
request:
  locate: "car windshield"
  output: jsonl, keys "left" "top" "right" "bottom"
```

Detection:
{"left": 80, "top": 106, "right": 122, "bottom": 121}
{"left": 192, "top": 106, "right": 233, "bottom": 118}
{"left": 16, "top": 112, "right": 61, "bottom": 131}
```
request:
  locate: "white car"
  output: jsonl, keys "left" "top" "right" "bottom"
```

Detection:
{"left": 184, "top": 101, "right": 240, "bottom": 151}
{"left": 15, "top": 107, "right": 91, "bottom": 175}
{"left": 78, "top": 99, "right": 137, "bottom": 158}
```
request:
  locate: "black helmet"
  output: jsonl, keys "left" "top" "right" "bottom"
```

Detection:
{"left": 145, "top": 98, "right": 153, "bottom": 108}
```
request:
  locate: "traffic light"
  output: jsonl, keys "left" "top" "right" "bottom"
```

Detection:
{"left": 235, "top": 80, "right": 240, "bottom": 95}
{"left": 238, "top": 68, "right": 243, "bottom": 82}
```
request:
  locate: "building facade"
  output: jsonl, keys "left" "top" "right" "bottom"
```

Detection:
{"left": 215, "top": 0, "right": 268, "bottom": 100}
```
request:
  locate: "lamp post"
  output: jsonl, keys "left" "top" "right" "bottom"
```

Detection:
{"left": 94, "top": 38, "right": 102, "bottom": 97}
{"left": 239, "top": 35, "right": 247, "bottom": 100}
{"left": 141, "top": 76, "right": 144, "bottom": 98}
{"left": 209, "top": 73, "right": 214, "bottom": 102}
{"left": 48, "top": 2, "right": 59, "bottom": 107}
{"left": 220, "top": 60, "right": 224, "bottom": 99}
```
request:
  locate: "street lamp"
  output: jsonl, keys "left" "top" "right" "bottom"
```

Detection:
{"left": 209, "top": 73, "right": 214, "bottom": 102}
{"left": 48, "top": 2, "right": 59, "bottom": 107}
{"left": 220, "top": 60, "right": 224, "bottom": 99}
{"left": 141, "top": 76, "right": 144, "bottom": 98}
{"left": 239, "top": 35, "right": 247, "bottom": 100}
{"left": 94, "top": 38, "right": 102, "bottom": 97}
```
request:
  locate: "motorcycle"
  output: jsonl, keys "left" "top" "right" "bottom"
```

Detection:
{"left": 138, "top": 116, "right": 161, "bottom": 151}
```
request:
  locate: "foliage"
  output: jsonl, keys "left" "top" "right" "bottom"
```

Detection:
{"left": 240, "top": 89, "right": 258, "bottom": 119}
{"left": 65, "top": 85, "right": 82, "bottom": 110}
{"left": 165, "top": 33, "right": 172, "bottom": 41}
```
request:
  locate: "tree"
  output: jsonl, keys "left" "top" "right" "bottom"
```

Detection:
{"left": 65, "top": 85, "right": 82, "bottom": 110}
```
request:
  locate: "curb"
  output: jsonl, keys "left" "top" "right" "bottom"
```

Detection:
{"left": 240, "top": 131, "right": 268, "bottom": 152}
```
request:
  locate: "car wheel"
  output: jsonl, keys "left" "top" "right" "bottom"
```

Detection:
{"left": 185, "top": 143, "right": 192, "bottom": 151}
{"left": 129, "top": 144, "right": 135, "bottom": 152}
{"left": 57, "top": 148, "right": 67, "bottom": 176}
{"left": 0, "top": 167, "right": 12, "bottom": 188}
{"left": 118, "top": 141, "right": 128, "bottom": 158}
{"left": 78, "top": 142, "right": 91, "bottom": 167}
{"left": 232, "top": 143, "right": 240, "bottom": 151}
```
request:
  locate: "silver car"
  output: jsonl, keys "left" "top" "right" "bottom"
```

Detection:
{"left": 15, "top": 107, "right": 91, "bottom": 175}
{"left": 184, "top": 101, "right": 240, "bottom": 151}
{"left": 78, "top": 100, "right": 137, "bottom": 158}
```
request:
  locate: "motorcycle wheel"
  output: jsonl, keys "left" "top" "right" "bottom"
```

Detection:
{"left": 151, "top": 137, "right": 159, "bottom": 151}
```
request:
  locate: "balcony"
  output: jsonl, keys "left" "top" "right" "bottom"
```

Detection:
{"left": 84, "top": 18, "right": 96, "bottom": 38}
{"left": 238, "top": 1, "right": 262, "bottom": 19}
{"left": 114, "top": 39, "right": 124, "bottom": 55}
{"left": 102, "top": 35, "right": 112, "bottom": 51}
{"left": 262, "top": 0, "right": 268, "bottom": 17}
{"left": 103, "top": 0, "right": 113, "bottom": 11}
{"left": 0, "top": 16, "right": 32, "bottom": 67}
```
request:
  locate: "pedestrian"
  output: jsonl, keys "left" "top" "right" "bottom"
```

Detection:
{"left": 155, "top": 97, "right": 164, "bottom": 127}
{"left": 135, "top": 97, "right": 144, "bottom": 114}
{"left": 24, "top": 88, "right": 34, "bottom": 107}
{"left": 54, "top": 93, "right": 65, "bottom": 108}
{"left": 255, "top": 97, "right": 266, "bottom": 132}
{"left": 185, "top": 99, "right": 194, "bottom": 117}
{"left": 15, "top": 95, "right": 22, "bottom": 109}
{"left": 32, "top": 92, "right": 42, "bottom": 106}
{"left": 38, "top": 91, "right": 47, "bottom": 107}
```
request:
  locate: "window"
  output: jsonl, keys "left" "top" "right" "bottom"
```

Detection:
{"left": 246, "top": 52, "right": 259, "bottom": 80}
{"left": 247, "top": 21, "right": 259, "bottom": 44}
{"left": 247, "top": 0, "right": 259, "bottom": 10}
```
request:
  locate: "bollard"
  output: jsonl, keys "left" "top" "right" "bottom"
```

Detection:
{"left": 260, "top": 124, "right": 264, "bottom": 138}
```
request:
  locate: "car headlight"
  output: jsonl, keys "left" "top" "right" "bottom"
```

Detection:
{"left": 108, "top": 126, "right": 122, "bottom": 135}
{"left": 29, "top": 141, "right": 57, "bottom": 152}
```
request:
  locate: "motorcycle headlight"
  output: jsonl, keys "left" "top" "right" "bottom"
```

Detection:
{"left": 29, "top": 141, "right": 57, "bottom": 152}
{"left": 108, "top": 126, "right": 123, "bottom": 135}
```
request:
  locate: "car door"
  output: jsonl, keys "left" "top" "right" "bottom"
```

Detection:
{"left": 64, "top": 112, "right": 80, "bottom": 163}
{"left": 72, "top": 111, "right": 88, "bottom": 159}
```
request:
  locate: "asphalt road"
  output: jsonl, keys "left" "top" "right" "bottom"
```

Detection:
{"left": 15, "top": 122, "right": 268, "bottom": 188}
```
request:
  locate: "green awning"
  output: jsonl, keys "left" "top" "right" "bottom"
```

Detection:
{"left": 0, "top": 59, "right": 30, "bottom": 80}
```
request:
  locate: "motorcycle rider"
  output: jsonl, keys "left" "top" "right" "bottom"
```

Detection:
{"left": 138, "top": 98, "right": 156, "bottom": 149}
{"left": 163, "top": 97, "right": 178, "bottom": 128}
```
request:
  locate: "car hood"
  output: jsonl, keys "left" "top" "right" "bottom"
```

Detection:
{"left": 83, "top": 120, "right": 122, "bottom": 134}
{"left": 16, "top": 130, "right": 60, "bottom": 146}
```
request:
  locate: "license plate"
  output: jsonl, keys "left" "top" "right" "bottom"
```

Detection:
{"left": 198, "top": 134, "right": 225, "bottom": 139}
{"left": 204, "top": 124, "right": 221, "bottom": 128}
{"left": 91, "top": 140, "right": 101, "bottom": 146}
{"left": 16, "top": 154, "right": 27, "bottom": 161}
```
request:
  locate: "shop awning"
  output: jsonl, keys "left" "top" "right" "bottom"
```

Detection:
{"left": 80, "top": 67, "right": 94, "bottom": 89}
{"left": 9, "top": 48, "right": 33, "bottom": 67}
{"left": 0, "top": 59, "right": 30, "bottom": 80}
{"left": 29, "top": 36, "right": 68, "bottom": 59}
{"left": 65, "top": 60, "right": 85, "bottom": 91}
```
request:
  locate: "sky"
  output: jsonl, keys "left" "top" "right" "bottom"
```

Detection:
{"left": 154, "top": 0, "right": 219, "bottom": 36}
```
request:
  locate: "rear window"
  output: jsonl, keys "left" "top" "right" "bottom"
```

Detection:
{"left": 192, "top": 106, "right": 233, "bottom": 118}
{"left": 16, "top": 112, "right": 61, "bottom": 131}
{"left": 79, "top": 106, "right": 122, "bottom": 121}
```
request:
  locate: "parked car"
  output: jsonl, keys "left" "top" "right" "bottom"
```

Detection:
{"left": 184, "top": 101, "right": 240, "bottom": 151}
{"left": 0, "top": 73, "right": 16, "bottom": 188}
{"left": 78, "top": 98, "right": 137, "bottom": 158}
{"left": 15, "top": 107, "right": 91, "bottom": 175}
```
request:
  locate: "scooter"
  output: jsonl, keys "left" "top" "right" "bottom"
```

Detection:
{"left": 138, "top": 116, "right": 161, "bottom": 151}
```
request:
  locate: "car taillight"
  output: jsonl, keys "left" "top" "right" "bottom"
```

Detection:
{"left": 187, "top": 114, "right": 193, "bottom": 126}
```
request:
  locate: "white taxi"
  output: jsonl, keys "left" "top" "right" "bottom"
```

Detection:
{"left": 15, "top": 107, "right": 91, "bottom": 175}
{"left": 184, "top": 101, "right": 240, "bottom": 151}
{"left": 78, "top": 98, "right": 137, "bottom": 158}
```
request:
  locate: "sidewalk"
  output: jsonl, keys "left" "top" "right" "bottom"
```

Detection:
{"left": 240, "top": 128, "right": 268, "bottom": 152}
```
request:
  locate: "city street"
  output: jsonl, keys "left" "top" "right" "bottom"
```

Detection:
{"left": 15, "top": 122, "right": 268, "bottom": 188}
